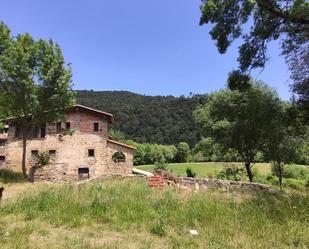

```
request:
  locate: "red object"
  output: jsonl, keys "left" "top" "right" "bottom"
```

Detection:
{"left": 148, "top": 174, "right": 168, "bottom": 187}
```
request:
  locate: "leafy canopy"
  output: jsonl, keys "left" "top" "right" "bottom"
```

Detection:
{"left": 0, "top": 22, "right": 74, "bottom": 124}
{"left": 194, "top": 81, "right": 282, "bottom": 181}
{"left": 199, "top": 0, "right": 309, "bottom": 116}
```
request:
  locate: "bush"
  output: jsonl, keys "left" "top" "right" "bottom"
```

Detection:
{"left": 154, "top": 161, "right": 168, "bottom": 171}
{"left": 283, "top": 179, "right": 305, "bottom": 190}
{"left": 216, "top": 163, "right": 246, "bottom": 181}
{"left": 283, "top": 165, "right": 309, "bottom": 179}
{"left": 186, "top": 167, "right": 196, "bottom": 178}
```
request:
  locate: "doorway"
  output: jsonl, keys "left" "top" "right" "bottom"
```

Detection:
{"left": 78, "top": 167, "right": 89, "bottom": 180}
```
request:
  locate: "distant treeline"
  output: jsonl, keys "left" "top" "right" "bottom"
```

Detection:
{"left": 76, "top": 90, "right": 207, "bottom": 146}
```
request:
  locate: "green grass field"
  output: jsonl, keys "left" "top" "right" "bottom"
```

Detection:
{"left": 0, "top": 178, "right": 308, "bottom": 249}
{"left": 136, "top": 162, "right": 272, "bottom": 178}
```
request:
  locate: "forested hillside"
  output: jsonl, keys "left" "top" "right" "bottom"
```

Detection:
{"left": 76, "top": 91, "right": 208, "bottom": 146}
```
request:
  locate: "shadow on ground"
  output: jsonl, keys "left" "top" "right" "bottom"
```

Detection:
{"left": 0, "top": 169, "right": 26, "bottom": 183}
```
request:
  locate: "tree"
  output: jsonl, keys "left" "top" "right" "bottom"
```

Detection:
{"left": 0, "top": 22, "right": 74, "bottom": 179}
{"left": 199, "top": 0, "right": 309, "bottom": 118}
{"left": 175, "top": 142, "right": 190, "bottom": 163}
{"left": 194, "top": 81, "right": 282, "bottom": 182}
{"left": 264, "top": 104, "right": 307, "bottom": 189}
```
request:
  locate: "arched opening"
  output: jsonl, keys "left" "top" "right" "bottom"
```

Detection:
{"left": 112, "top": 152, "right": 125, "bottom": 163}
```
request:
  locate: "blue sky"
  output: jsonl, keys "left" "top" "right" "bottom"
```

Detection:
{"left": 1, "top": 0, "right": 291, "bottom": 99}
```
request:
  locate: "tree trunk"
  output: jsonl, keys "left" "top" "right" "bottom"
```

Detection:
{"left": 278, "top": 162, "right": 283, "bottom": 191}
{"left": 244, "top": 162, "right": 254, "bottom": 182}
{"left": 28, "top": 166, "right": 37, "bottom": 183}
{"left": 21, "top": 127, "right": 28, "bottom": 179}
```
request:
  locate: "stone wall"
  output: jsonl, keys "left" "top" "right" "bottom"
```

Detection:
{"left": 174, "top": 177, "right": 276, "bottom": 192}
{"left": 106, "top": 140, "right": 134, "bottom": 175}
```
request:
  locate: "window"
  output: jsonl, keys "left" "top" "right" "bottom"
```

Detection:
{"left": 112, "top": 152, "right": 125, "bottom": 163}
{"left": 0, "top": 140, "right": 5, "bottom": 146}
{"left": 94, "top": 122, "right": 99, "bottom": 132}
{"left": 15, "top": 127, "right": 22, "bottom": 138}
{"left": 49, "top": 150, "right": 56, "bottom": 158}
{"left": 66, "top": 122, "right": 71, "bottom": 129}
{"left": 0, "top": 156, "right": 5, "bottom": 166}
{"left": 32, "top": 127, "right": 40, "bottom": 138}
{"left": 31, "top": 150, "right": 38, "bottom": 159}
{"left": 56, "top": 122, "right": 62, "bottom": 133}
{"left": 88, "top": 149, "right": 95, "bottom": 157}
{"left": 78, "top": 167, "right": 89, "bottom": 180}
{"left": 40, "top": 124, "right": 46, "bottom": 138}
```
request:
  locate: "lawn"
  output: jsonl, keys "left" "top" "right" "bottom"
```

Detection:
{"left": 136, "top": 162, "right": 272, "bottom": 178}
{"left": 0, "top": 178, "right": 308, "bottom": 249}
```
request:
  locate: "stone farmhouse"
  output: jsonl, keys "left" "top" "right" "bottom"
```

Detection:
{"left": 0, "top": 104, "right": 134, "bottom": 182}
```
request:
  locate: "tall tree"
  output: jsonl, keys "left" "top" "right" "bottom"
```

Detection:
{"left": 194, "top": 81, "right": 282, "bottom": 182}
{"left": 175, "top": 142, "right": 190, "bottom": 163}
{"left": 0, "top": 22, "right": 74, "bottom": 179}
{"left": 263, "top": 103, "right": 302, "bottom": 189}
{"left": 199, "top": 0, "right": 309, "bottom": 118}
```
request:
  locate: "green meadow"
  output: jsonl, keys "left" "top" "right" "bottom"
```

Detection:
{"left": 0, "top": 178, "right": 309, "bottom": 249}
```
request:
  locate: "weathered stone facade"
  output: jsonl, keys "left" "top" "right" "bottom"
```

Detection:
{"left": 0, "top": 105, "right": 134, "bottom": 182}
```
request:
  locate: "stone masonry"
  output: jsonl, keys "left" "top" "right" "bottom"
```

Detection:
{"left": 0, "top": 104, "right": 134, "bottom": 182}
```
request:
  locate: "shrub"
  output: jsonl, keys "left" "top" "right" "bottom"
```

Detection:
{"left": 186, "top": 167, "right": 196, "bottom": 178}
{"left": 154, "top": 161, "right": 168, "bottom": 171}
{"left": 216, "top": 163, "right": 246, "bottom": 181}
{"left": 283, "top": 179, "right": 305, "bottom": 190}
{"left": 283, "top": 165, "right": 309, "bottom": 179}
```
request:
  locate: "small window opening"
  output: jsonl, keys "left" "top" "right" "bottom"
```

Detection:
{"left": 0, "top": 156, "right": 5, "bottom": 166}
{"left": 66, "top": 122, "right": 71, "bottom": 129}
{"left": 31, "top": 150, "right": 39, "bottom": 159}
{"left": 0, "top": 140, "right": 5, "bottom": 146}
{"left": 56, "top": 122, "right": 62, "bottom": 133}
{"left": 40, "top": 124, "right": 46, "bottom": 138}
{"left": 15, "top": 127, "right": 22, "bottom": 138}
{"left": 49, "top": 150, "right": 56, "bottom": 158}
{"left": 112, "top": 152, "right": 125, "bottom": 163}
{"left": 88, "top": 149, "right": 95, "bottom": 157}
{"left": 94, "top": 122, "right": 99, "bottom": 132}
{"left": 78, "top": 167, "right": 89, "bottom": 180}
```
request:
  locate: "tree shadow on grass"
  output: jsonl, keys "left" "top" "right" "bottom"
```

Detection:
{"left": 0, "top": 169, "right": 26, "bottom": 184}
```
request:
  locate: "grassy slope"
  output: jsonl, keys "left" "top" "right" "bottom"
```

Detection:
{"left": 136, "top": 162, "right": 273, "bottom": 177}
{"left": 0, "top": 178, "right": 308, "bottom": 249}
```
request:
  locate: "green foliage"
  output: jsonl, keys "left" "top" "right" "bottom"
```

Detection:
{"left": 191, "top": 137, "right": 242, "bottom": 162}
{"left": 108, "top": 129, "right": 127, "bottom": 143}
{"left": 112, "top": 151, "right": 125, "bottom": 163}
{"left": 128, "top": 141, "right": 177, "bottom": 166}
{"left": 282, "top": 165, "right": 309, "bottom": 180}
{"left": 216, "top": 163, "right": 246, "bottom": 181}
{"left": 186, "top": 167, "right": 196, "bottom": 178}
{"left": 227, "top": 70, "right": 251, "bottom": 91}
{"left": 175, "top": 142, "right": 190, "bottom": 163}
{"left": 0, "top": 22, "right": 74, "bottom": 178}
{"left": 199, "top": 0, "right": 309, "bottom": 116}
{"left": 194, "top": 81, "right": 282, "bottom": 181}
{"left": 34, "top": 151, "right": 50, "bottom": 167}
{"left": 76, "top": 91, "right": 208, "bottom": 146}
{"left": 0, "top": 122, "right": 4, "bottom": 133}
{"left": 154, "top": 161, "right": 168, "bottom": 171}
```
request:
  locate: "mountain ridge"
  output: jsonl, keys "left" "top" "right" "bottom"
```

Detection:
{"left": 76, "top": 90, "right": 208, "bottom": 146}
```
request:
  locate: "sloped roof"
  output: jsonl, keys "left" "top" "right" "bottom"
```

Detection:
{"left": 0, "top": 104, "right": 114, "bottom": 123}
{"left": 107, "top": 139, "right": 135, "bottom": 150}
{"left": 68, "top": 104, "right": 114, "bottom": 123}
